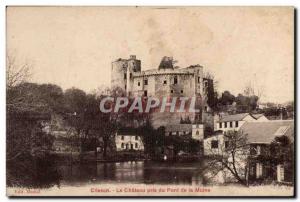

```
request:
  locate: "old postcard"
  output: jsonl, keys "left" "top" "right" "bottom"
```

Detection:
{"left": 6, "top": 6, "right": 294, "bottom": 197}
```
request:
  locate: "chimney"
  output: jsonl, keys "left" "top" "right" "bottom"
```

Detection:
{"left": 130, "top": 55, "right": 136, "bottom": 60}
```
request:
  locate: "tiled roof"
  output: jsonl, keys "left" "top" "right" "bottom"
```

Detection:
{"left": 117, "top": 128, "right": 139, "bottom": 136}
{"left": 252, "top": 114, "right": 264, "bottom": 119}
{"left": 239, "top": 120, "right": 294, "bottom": 143}
{"left": 165, "top": 124, "right": 192, "bottom": 132}
{"left": 219, "top": 113, "right": 252, "bottom": 122}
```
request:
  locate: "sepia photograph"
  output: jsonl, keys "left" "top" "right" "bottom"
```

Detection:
{"left": 6, "top": 6, "right": 295, "bottom": 197}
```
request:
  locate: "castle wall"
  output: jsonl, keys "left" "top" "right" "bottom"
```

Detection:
{"left": 130, "top": 68, "right": 202, "bottom": 98}
{"left": 144, "top": 75, "right": 156, "bottom": 97}
{"left": 154, "top": 74, "right": 171, "bottom": 97}
{"left": 110, "top": 56, "right": 210, "bottom": 128}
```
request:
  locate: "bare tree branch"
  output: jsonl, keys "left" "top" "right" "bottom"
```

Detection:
{"left": 204, "top": 130, "right": 249, "bottom": 186}
{"left": 6, "top": 53, "right": 32, "bottom": 89}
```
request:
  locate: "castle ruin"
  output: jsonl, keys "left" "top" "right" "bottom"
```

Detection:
{"left": 111, "top": 55, "right": 213, "bottom": 128}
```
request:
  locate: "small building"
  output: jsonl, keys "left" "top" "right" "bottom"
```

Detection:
{"left": 165, "top": 124, "right": 204, "bottom": 141}
{"left": 252, "top": 114, "right": 269, "bottom": 122}
{"left": 240, "top": 120, "right": 294, "bottom": 182}
{"left": 165, "top": 124, "right": 192, "bottom": 136}
{"left": 203, "top": 130, "right": 224, "bottom": 156}
{"left": 192, "top": 124, "right": 204, "bottom": 141}
{"left": 216, "top": 113, "right": 256, "bottom": 132}
{"left": 52, "top": 136, "right": 80, "bottom": 152}
{"left": 115, "top": 128, "right": 144, "bottom": 152}
{"left": 43, "top": 124, "right": 81, "bottom": 152}
{"left": 257, "top": 103, "right": 268, "bottom": 110}
{"left": 204, "top": 120, "right": 294, "bottom": 183}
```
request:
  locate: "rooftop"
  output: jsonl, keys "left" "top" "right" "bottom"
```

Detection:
{"left": 252, "top": 114, "right": 265, "bottom": 119}
{"left": 165, "top": 124, "right": 192, "bottom": 132}
{"left": 219, "top": 113, "right": 253, "bottom": 122}
{"left": 116, "top": 127, "right": 139, "bottom": 136}
{"left": 239, "top": 120, "right": 294, "bottom": 143}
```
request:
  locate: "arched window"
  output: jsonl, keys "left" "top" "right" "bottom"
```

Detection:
{"left": 196, "top": 131, "right": 199, "bottom": 135}
{"left": 121, "top": 143, "right": 124, "bottom": 148}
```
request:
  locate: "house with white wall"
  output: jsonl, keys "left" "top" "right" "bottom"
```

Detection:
{"left": 203, "top": 130, "right": 225, "bottom": 156}
{"left": 115, "top": 128, "right": 144, "bottom": 151}
{"left": 165, "top": 124, "right": 204, "bottom": 141}
{"left": 240, "top": 120, "right": 293, "bottom": 181}
{"left": 204, "top": 120, "right": 294, "bottom": 183}
{"left": 216, "top": 113, "right": 256, "bottom": 132}
{"left": 215, "top": 113, "right": 269, "bottom": 132}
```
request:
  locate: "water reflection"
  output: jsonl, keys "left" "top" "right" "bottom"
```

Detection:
{"left": 58, "top": 161, "right": 205, "bottom": 186}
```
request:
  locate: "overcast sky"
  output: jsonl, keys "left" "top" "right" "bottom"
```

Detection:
{"left": 7, "top": 7, "right": 294, "bottom": 103}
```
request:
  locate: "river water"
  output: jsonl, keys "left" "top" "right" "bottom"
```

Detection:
{"left": 57, "top": 161, "right": 206, "bottom": 186}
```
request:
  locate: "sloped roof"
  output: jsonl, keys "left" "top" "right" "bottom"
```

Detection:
{"left": 117, "top": 127, "right": 139, "bottom": 136}
{"left": 239, "top": 120, "right": 294, "bottom": 143}
{"left": 252, "top": 114, "right": 264, "bottom": 119}
{"left": 165, "top": 124, "right": 192, "bottom": 132}
{"left": 219, "top": 113, "right": 252, "bottom": 122}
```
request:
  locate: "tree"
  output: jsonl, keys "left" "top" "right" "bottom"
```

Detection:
{"left": 235, "top": 93, "right": 259, "bottom": 112}
{"left": 6, "top": 54, "right": 31, "bottom": 89}
{"left": 7, "top": 82, "right": 64, "bottom": 115}
{"left": 243, "top": 81, "right": 264, "bottom": 99}
{"left": 269, "top": 135, "right": 294, "bottom": 182}
{"left": 6, "top": 112, "right": 61, "bottom": 188}
{"left": 63, "top": 88, "right": 101, "bottom": 155}
{"left": 97, "top": 87, "right": 156, "bottom": 158}
{"left": 204, "top": 71, "right": 219, "bottom": 91}
{"left": 38, "top": 84, "right": 65, "bottom": 112}
{"left": 186, "top": 138, "right": 201, "bottom": 153}
{"left": 164, "top": 135, "right": 181, "bottom": 159}
{"left": 203, "top": 71, "right": 218, "bottom": 111}
{"left": 96, "top": 87, "right": 128, "bottom": 158}
{"left": 7, "top": 82, "right": 63, "bottom": 162}
{"left": 204, "top": 130, "right": 249, "bottom": 186}
{"left": 7, "top": 82, "right": 61, "bottom": 188}
{"left": 219, "top": 91, "right": 235, "bottom": 106}
{"left": 63, "top": 88, "right": 87, "bottom": 114}
{"left": 6, "top": 82, "right": 64, "bottom": 180}
{"left": 242, "top": 81, "right": 263, "bottom": 111}
{"left": 139, "top": 122, "right": 165, "bottom": 157}
{"left": 63, "top": 86, "right": 151, "bottom": 159}
{"left": 63, "top": 88, "right": 118, "bottom": 158}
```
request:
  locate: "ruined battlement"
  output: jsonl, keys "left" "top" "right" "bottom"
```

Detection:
{"left": 132, "top": 65, "right": 203, "bottom": 78}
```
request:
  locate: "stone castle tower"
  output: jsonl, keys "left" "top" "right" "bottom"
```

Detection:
{"left": 111, "top": 55, "right": 141, "bottom": 94}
